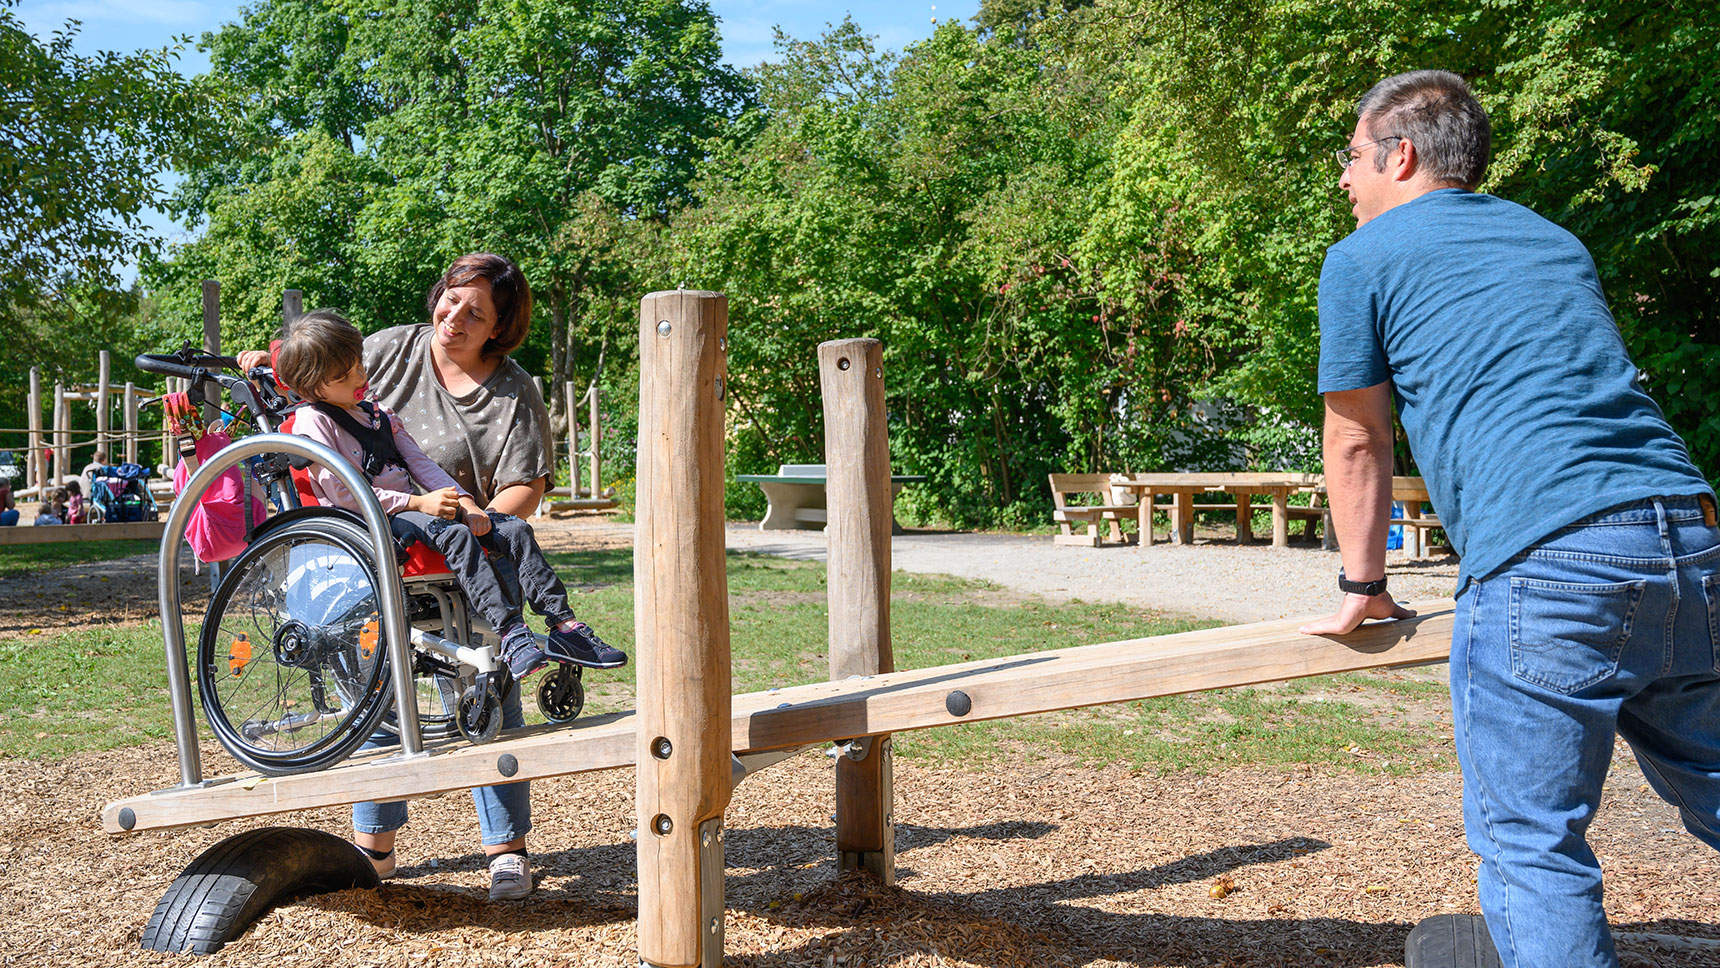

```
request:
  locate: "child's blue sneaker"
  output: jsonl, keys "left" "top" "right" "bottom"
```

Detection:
{"left": 500, "top": 625, "right": 547, "bottom": 679}
{"left": 545, "top": 622, "right": 628, "bottom": 669}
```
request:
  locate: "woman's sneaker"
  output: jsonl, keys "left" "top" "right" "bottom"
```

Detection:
{"left": 500, "top": 625, "right": 547, "bottom": 679}
{"left": 488, "top": 852, "right": 533, "bottom": 901}
{"left": 355, "top": 845, "right": 396, "bottom": 880}
{"left": 545, "top": 622, "right": 628, "bottom": 669}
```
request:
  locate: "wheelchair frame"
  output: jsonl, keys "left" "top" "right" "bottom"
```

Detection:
{"left": 140, "top": 350, "right": 580, "bottom": 783}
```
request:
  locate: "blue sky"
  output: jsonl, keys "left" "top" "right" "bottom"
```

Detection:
{"left": 11, "top": 0, "right": 981, "bottom": 272}
{"left": 13, "top": 1, "right": 982, "bottom": 76}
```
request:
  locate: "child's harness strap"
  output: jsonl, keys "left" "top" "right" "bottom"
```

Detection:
{"left": 309, "top": 402, "right": 407, "bottom": 478}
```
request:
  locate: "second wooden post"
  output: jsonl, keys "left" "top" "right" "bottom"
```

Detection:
{"left": 818, "top": 338, "right": 896, "bottom": 883}
{"left": 635, "top": 290, "right": 731, "bottom": 968}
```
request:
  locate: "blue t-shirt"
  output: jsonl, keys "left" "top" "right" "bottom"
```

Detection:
{"left": 1318, "top": 189, "right": 1711, "bottom": 590}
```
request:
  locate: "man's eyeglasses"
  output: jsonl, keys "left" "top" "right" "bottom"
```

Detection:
{"left": 1333, "top": 136, "right": 1402, "bottom": 171}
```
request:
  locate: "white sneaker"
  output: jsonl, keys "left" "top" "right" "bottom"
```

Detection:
{"left": 488, "top": 853, "right": 533, "bottom": 901}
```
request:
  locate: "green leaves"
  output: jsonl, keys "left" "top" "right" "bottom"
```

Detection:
{"left": 0, "top": 4, "right": 201, "bottom": 310}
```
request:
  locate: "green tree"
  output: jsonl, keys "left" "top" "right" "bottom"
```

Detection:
{"left": 0, "top": 2, "right": 202, "bottom": 456}
{"left": 1062, "top": 0, "right": 1720, "bottom": 477}
{"left": 150, "top": 0, "right": 749, "bottom": 426}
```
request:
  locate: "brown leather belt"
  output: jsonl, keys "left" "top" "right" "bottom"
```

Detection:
{"left": 1702, "top": 494, "right": 1717, "bottom": 528}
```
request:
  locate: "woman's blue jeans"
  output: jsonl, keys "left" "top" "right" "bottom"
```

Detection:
{"left": 350, "top": 684, "right": 531, "bottom": 846}
{"left": 1452, "top": 495, "right": 1720, "bottom": 967}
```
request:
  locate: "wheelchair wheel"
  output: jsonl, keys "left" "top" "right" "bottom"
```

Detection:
{"left": 456, "top": 682, "right": 503, "bottom": 744}
{"left": 536, "top": 665, "right": 585, "bottom": 724}
{"left": 198, "top": 514, "right": 395, "bottom": 775}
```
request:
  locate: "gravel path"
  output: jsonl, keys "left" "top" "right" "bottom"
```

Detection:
{"left": 721, "top": 523, "right": 1461, "bottom": 624}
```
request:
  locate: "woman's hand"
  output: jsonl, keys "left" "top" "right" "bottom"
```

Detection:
{"left": 409, "top": 487, "right": 462, "bottom": 520}
{"left": 461, "top": 501, "right": 492, "bottom": 536}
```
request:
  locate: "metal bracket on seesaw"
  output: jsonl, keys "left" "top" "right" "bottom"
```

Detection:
{"left": 825, "top": 735, "right": 880, "bottom": 763}
{"left": 729, "top": 745, "right": 816, "bottom": 788}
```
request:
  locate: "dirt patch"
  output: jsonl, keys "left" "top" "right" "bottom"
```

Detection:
{"left": 0, "top": 553, "right": 209, "bottom": 640}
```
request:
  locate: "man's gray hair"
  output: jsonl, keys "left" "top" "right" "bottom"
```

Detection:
{"left": 1357, "top": 70, "right": 1490, "bottom": 189}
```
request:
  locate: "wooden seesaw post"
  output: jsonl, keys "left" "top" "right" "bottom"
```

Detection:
{"left": 635, "top": 290, "right": 731, "bottom": 968}
{"left": 819, "top": 338, "right": 896, "bottom": 883}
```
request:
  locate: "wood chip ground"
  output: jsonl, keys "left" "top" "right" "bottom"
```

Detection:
{"left": 3, "top": 515, "right": 1716, "bottom": 966}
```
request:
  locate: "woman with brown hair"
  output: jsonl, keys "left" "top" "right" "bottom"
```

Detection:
{"left": 241, "top": 252, "right": 624, "bottom": 900}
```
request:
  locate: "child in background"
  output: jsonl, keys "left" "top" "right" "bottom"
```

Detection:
{"left": 64, "top": 480, "right": 85, "bottom": 524}
{"left": 35, "top": 494, "right": 64, "bottom": 525}
{"left": 276, "top": 310, "right": 625, "bottom": 682}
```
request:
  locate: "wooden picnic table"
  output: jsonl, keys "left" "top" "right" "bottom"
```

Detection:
{"left": 1108, "top": 472, "right": 1324, "bottom": 548}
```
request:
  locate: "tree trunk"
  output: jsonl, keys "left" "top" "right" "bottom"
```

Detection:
{"left": 547, "top": 284, "right": 572, "bottom": 437}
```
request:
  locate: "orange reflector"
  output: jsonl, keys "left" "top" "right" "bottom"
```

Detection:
{"left": 228, "top": 633, "right": 252, "bottom": 677}
{"left": 360, "top": 616, "right": 380, "bottom": 660}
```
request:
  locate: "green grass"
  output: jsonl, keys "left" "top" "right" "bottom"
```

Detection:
{"left": 0, "top": 538, "right": 159, "bottom": 579}
{"left": 0, "top": 548, "right": 1455, "bottom": 776}
{"left": 0, "top": 622, "right": 183, "bottom": 759}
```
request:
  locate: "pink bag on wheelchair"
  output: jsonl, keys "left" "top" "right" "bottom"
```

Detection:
{"left": 173, "top": 431, "right": 267, "bottom": 563}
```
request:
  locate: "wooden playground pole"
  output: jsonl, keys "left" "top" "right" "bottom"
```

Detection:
{"left": 589, "top": 380, "right": 601, "bottom": 496}
{"left": 97, "top": 351, "right": 110, "bottom": 461}
{"left": 52, "top": 382, "right": 66, "bottom": 485}
{"left": 27, "top": 368, "right": 40, "bottom": 494}
{"left": 201, "top": 281, "right": 221, "bottom": 427}
{"left": 123, "top": 383, "right": 138, "bottom": 465}
{"left": 635, "top": 290, "right": 731, "bottom": 968}
{"left": 563, "top": 381, "right": 580, "bottom": 495}
{"left": 282, "top": 289, "right": 303, "bottom": 332}
{"left": 818, "top": 338, "right": 897, "bottom": 884}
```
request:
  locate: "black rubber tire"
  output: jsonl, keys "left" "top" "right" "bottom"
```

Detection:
{"left": 457, "top": 682, "right": 504, "bottom": 744}
{"left": 198, "top": 513, "right": 394, "bottom": 775}
{"left": 140, "top": 827, "right": 379, "bottom": 955}
{"left": 536, "top": 664, "right": 585, "bottom": 723}
{"left": 1405, "top": 914, "right": 1503, "bottom": 968}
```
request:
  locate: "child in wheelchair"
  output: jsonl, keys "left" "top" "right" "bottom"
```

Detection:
{"left": 276, "top": 309, "right": 626, "bottom": 687}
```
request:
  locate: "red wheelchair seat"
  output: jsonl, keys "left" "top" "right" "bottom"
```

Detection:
{"left": 278, "top": 412, "right": 456, "bottom": 579}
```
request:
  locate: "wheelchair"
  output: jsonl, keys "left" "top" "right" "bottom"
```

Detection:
{"left": 137, "top": 346, "right": 588, "bottom": 776}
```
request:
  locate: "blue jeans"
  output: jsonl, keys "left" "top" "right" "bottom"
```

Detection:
{"left": 1452, "top": 495, "right": 1720, "bottom": 967}
{"left": 351, "top": 685, "right": 531, "bottom": 846}
{"left": 0, "top": 508, "right": 16, "bottom": 526}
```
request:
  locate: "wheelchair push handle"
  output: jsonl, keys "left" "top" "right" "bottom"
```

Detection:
{"left": 135, "top": 346, "right": 243, "bottom": 382}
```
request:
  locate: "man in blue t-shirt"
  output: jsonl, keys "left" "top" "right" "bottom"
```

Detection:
{"left": 1303, "top": 70, "right": 1720, "bottom": 967}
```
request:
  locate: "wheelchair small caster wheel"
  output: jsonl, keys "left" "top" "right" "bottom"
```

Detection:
{"left": 537, "top": 664, "right": 585, "bottom": 724}
{"left": 457, "top": 682, "right": 503, "bottom": 744}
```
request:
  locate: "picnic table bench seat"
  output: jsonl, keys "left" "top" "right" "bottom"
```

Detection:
{"left": 1048, "top": 473, "right": 1139, "bottom": 546}
{"left": 736, "top": 463, "right": 927, "bottom": 533}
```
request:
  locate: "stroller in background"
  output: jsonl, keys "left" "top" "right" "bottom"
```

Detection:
{"left": 90, "top": 463, "right": 159, "bottom": 522}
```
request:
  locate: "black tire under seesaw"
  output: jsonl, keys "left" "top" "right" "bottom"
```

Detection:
{"left": 1405, "top": 914, "right": 1503, "bottom": 968}
{"left": 140, "top": 826, "right": 379, "bottom": 955}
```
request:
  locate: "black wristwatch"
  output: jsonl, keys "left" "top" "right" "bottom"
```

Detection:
{"left": 1338, "top": 568, "right": 1388, "bottom": 597}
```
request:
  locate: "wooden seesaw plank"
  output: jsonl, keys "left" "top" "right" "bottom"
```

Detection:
{"left": 0, "top": 520, "right": 166, "bottom": 546}
{"left": 101, "top": 600, "right": 1454, "bottom": 834}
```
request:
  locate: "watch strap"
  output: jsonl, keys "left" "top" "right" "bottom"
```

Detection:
{"left": 1338, "top": 568, "right": 1388, "bottom": 596}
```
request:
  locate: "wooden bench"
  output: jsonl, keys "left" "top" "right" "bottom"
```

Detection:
{"left": 1393, "top": 476, "right": 1446, "bottom": 556}
{"left": 736, "top": 464, "right": 927, "bottom": 534}
{"left": 1313, "top": 477, "right": 1449, "bottom": 555}
{"left": 1049, "top": 473, "right": 1139, "bottom": 546}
